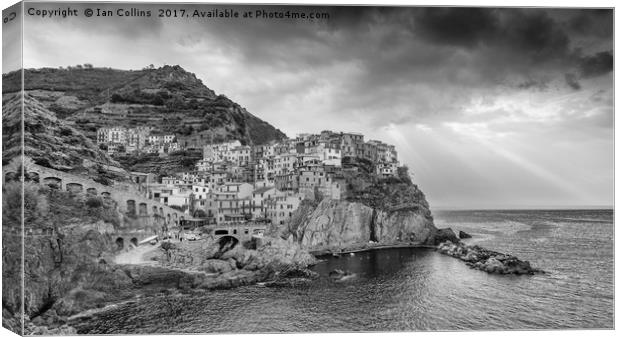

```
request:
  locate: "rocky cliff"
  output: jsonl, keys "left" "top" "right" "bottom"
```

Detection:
{"left": 280, "top": 170, "right": 445, "bottom": 252}
{"left": 2, "top": 182, "right": 133, "bottom": 334}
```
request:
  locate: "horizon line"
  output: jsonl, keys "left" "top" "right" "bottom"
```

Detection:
{"left": 431, "top": 205, "right": 614, "bottom": 211}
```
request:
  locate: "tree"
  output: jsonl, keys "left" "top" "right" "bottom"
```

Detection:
{"left": 110, "top": 93, "right": 123, "bottom": 103}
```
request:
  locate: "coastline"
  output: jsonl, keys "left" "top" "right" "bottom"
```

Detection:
{"left": 310, "top": 242, "right": 437, "bottom": 257}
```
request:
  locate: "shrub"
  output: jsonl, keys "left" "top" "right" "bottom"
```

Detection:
{"left": 397, "top": 165, "right": 413, "bottom": 184}
{"left": 92, "top": 176, "right": 111, "bottom": 186}
{"left": 3, "top": 182, "right": 48, "bottom": 227}
{"left": 85, "top": 197, "right": 103, "bottom": 208}
{"left": 110, "top": 93, "right": 124, "bottom": 103}
{"left": 161, "top": 241, "right": 176, "bottom": 251}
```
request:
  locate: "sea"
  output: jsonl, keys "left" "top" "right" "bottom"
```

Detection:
{"left": 76, "top": 209, "right": 614, "bottom": 333}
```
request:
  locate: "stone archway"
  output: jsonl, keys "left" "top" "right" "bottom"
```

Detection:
{"left": 25, "top": 171, "right": 39, "bottom": 183}
{"left": 4, "top": 171, "right": 19, "bottom": 183}
{"left": 115, "top": 237, "right": 124, "bottom": 250}
{"left": 66, "top": 183, "right": 83, "bottom": 193}
{"left": 43, "top": 177, "right": 62, "bottom": 189}
{"left": 217, "top": 235, "right": 239, "bottom": 251}
{"left": 130, "top": 237, "right": 138, "bottom": 247}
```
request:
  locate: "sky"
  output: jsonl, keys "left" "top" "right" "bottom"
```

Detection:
{"left": 5, "top": 2, "right": 614, "bottom": 209}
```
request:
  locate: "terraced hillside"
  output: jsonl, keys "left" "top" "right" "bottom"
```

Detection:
{"left": 2, "top": 92, "right": 129, "bottom": 182}
{"left": 2, "top": 65, "right": 287, "bottom": 148}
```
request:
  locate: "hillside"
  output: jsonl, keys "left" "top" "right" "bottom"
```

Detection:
{"left": 2, "top": 65, "right": 287, "bottom": 147}
{"left": 2, "top": 92, "right": 129, "bottom": 182}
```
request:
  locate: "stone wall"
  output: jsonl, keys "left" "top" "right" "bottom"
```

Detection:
{"left": 3, "top": 156, "right": 189, "bottom": 228}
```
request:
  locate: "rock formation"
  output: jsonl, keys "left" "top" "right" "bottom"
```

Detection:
{"left": 149, "top": 236, "right": 318, "bottom": 289}
{"left": 458, "top": 230, "right": 472, "bottom": 239}
{"left": 436, "top": 241, "right": 542, "bottom": 275}
{"left": 285, "top": 198, "right": 438, "bottom": 251}
{"left": 279, "top": 167, "right": 450, "bottom": 251}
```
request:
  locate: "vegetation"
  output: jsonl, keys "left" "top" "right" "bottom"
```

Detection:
{"left": 2, "top": 182, "right": 122, "bottom": 230}
{"left": 3, "top": 66, "right": 148, "bottom": 101}
{"left": 160, "top": 241, "right": 177, "bottom": 252}
{"left": 3, "top": 182, "right": 49, "bottom": 227}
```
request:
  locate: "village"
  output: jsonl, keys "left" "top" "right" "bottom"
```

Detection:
{"left": 97, "top": 127, "right": 401, "bottom": 233}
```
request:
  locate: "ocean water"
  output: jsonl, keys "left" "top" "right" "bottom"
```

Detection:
{"left": 76, "top": 209, "right": 614, "bottom": 333}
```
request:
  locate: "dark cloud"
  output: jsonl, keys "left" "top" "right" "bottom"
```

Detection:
{"left": 566, "top": 9, "right": 613, "bottom": 38}
{"left": 565, "top": 73, "right": 581, "bottom": 90}
{"left": 21, "top": 5, "right": 612, "bottom": 126}
{"left": 499, "top": 10, "right": 570, "bottom": 61}
{"left": 413, "top": 8, "right": 499, "bottom": 47}
{"left": 19, "top": 3, "right": 613, "bottom": 208}
{"left": 578, "top": 51, "right": 613, "bottom": 78}
{"left": 410, "top": 8, "right": 572, "bottom": 63}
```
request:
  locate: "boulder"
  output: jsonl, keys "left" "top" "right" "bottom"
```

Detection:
{"left": 328, "top": 269, "right": 356, "bottom": 281}
{"left": 429, "top": 228, "right": 460, "bottom": 245}
{"left": 329, "top": 269, "right": 346, "bottom": 280}
{"left": 458, "top": 231, "right": 472, "bottom": 239}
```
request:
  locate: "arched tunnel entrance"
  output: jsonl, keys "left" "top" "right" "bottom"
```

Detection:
{"left": 130, "top": 237, "right": 138, "bottom": 247}
{"left": 25, "top": 172, "right": 39, "bottom": 183}
{"left": 115, "top": 237, "right": 124, "bottom": 250}
{"left": 217, "top": 235, "right": 239, "bottom": 255}
{"left": 43, "top": 177, "right": 62, "bottom": 189}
